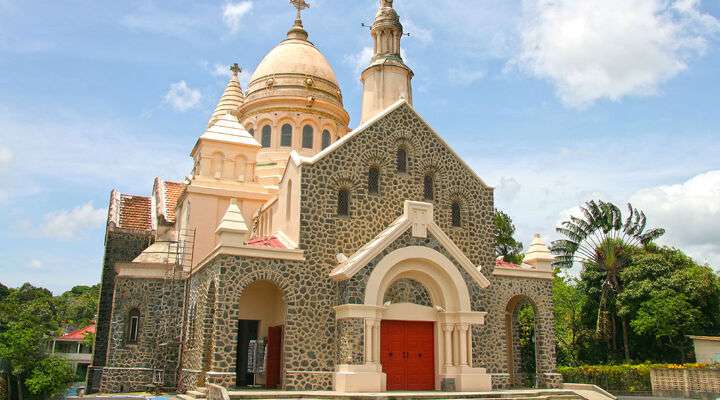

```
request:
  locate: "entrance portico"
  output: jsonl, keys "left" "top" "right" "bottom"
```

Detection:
{"left": 331, "top": 201, "right": 493, "bottom": 393}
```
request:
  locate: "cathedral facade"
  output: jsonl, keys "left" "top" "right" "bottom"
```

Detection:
{"left": 88, "top": 0, "right": 561, "bottom": 394}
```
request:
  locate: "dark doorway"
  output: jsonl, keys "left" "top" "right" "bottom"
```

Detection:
{"left": 265, "top": 325, "right": 283, "bottom": 388}
{"left": 236, "top": 319, "right": 259, "bottom": 387}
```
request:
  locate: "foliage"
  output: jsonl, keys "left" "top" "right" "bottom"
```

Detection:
{"left": 552, "top": 200, "right": 665, "bottom": 362}
{"left": 553, "top": 274, "right": 590, "bottom": 366}
{"left": 0, "top": 283, "right": 100, "bottom": 400}
{"left": 494, "top": 209, "right": 524, "bottom": 264}
{"left": 24, "top": 357, "right": 75, "bottom": 399}
{"left": 553, "top": 243, "right": 720, "bottom": 365}
{"left": 517, "top": 303, "right": 536, "bottom": 379}
{"left": 558, "top": 364, "right": 654, "bottom": 393}
{"left": 559, "top": 363, "right": 720, "bottom": 394}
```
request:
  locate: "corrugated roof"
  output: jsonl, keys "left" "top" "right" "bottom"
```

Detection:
{"left": 57, "top": 324, "right": 96, "bottom": 342}
{"left": 119, "top": 195, "right": 152, "bottom": 231}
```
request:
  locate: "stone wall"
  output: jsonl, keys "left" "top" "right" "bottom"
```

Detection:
{"left": 651, "top": 367, "right": 720, "bottom": 399}
{"left": 336, "top": 318, "right": 364, "bottom": 365}
{"left": 383, "top": 278, "right": 432, "bottom": 306}
{"left": 181, "top": 256, "right": 336, "bottom": 391}
{"left": 88, "top": 228, "right": 154, "bottom": 393}
{"left": 175, "top": 102, "right": 560, "bottom": 392}
{"left": 95, "top": 275, "right": 185, "bottom": 392}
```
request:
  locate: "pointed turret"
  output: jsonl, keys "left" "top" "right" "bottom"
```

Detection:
{"left": 360, "top": 0, "right": 414, "bottom": 123}
{"left": 215, "top": 199, "right": 250, "bottom": 246}
{"left": 208, "top": 63, "right": 245, "bottom": 128}
{"left": 523, "top": 234, "right": 555, "bottom": 271}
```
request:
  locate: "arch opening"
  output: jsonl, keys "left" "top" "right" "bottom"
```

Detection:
{"left": 236, "top": 280, "right": 286, "bottom": 389}
{"left": 506, "top": 295, "right": 539, "bottom": 388}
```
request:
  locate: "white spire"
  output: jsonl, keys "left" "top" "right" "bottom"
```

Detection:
{"left": 523, "top": 234, "right": 555, "bottom": 271}
{"left": 216, "top": 199, "right": 250, "bottom": 247}
{"left": 208, "top": 63, "right": 245, "bottom": 128}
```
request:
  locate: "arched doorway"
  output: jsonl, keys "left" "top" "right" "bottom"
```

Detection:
{"left": 199, "top": 282, "right": 216, "bottom": 386}
{"left": 506, "top": 295, "right": 539, "bottom": 388}
{"left": 380, "top": 277, "right": 436, "bottom": 391}
{"left": 236, "top": 281, "right": 286, "bottom": 388}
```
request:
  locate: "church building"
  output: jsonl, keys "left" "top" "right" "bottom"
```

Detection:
{"left": 87, "top": 0, "right": 562, "bottom": 394}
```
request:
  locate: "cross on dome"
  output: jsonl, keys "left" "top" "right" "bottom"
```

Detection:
{"left": 230, "top": 63, "right": 241, "bottom": 76}
{"left": 287, "top": 0, "right": 311, "bottom": 40}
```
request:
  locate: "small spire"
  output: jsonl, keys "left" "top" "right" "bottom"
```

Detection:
{"left": 208, "top": 63, "right": 245, "bottom": 127}
{"left": 287, "top": 0, "right": 310, "bottom": 40}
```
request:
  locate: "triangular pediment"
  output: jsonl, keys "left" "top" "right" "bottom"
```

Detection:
{"left": 330, "top": 200, "right": 490, "bottom": 289}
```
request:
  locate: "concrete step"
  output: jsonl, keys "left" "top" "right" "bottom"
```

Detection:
{"left": 196, "top": 387, "right": 208, "bottom": 394}
{"left": 176, "top": 394, "right": 196, "bottom": 400}
{"left": 186, "top": 390, "right": 207, "bottom": 399}
{"left": 225, "top": 389, "right": 586, "bottom": 400}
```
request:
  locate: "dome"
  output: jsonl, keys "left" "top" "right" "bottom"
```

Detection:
{"left": 249, "top": 38, "right": 339, "bottom": 86}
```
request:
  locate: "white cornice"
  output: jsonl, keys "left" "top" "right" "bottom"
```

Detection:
{"left": 492, "top": 266, "right": 553, "bottom": 280}
{"left": 330, "top": 201, "right": 490, "bottom": 289}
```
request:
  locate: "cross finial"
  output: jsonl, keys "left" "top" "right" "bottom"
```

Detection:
{"left": 290, "top": 0, "right": 310, "bottom": 23}
{"left": 230, "top": 63, "right": 241, "bottom": 76}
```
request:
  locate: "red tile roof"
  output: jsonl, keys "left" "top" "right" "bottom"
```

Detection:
{"left": 119, "top": 195, "right": 152, "bottom": 231}
{"left": 495, "top": 259, "right": 522, "bottom": 269}
{"left": 58, "top": 324, "right": 96, "bottom": 341}
{"left": 163, "top": 181, "right": 185, "bottom": 223}
{"left": 246, "top": 236, "right": 286, "bottom": 249}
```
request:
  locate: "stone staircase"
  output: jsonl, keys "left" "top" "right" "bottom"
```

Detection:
{"left": 223, "top": 389, "right": 590, "bottom": 400}
{"left": 177, "top": 386, "right": 207, "bottom": 400}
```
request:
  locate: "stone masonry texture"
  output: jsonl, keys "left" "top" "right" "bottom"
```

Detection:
{"left": 97, "top": 103, "right": 560, "bottom": 392}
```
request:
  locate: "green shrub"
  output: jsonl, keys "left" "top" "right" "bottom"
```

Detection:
{"left": 558, "top": 363, "right": 697, "bottom": 393}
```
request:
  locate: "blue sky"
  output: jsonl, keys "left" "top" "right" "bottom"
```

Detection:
{"left": 1, "top": 0, "right": 719, "bottom": 293}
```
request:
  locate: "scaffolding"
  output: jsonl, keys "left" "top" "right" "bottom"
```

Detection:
{"left": 152, "top": 228, "right": 196, "bottom": 390}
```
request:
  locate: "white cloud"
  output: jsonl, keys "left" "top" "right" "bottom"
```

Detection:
{"left": 511, "top": 0, "right": 720, "bottom": 107}
{"left": 0, "top": 146, "right": 12, "bottom": 171}
{"left": 223, "top": 1, "right": 253, "bottom": 34}
{"left": 630, "top": 170, "right": 720, "bottom": 266}
{"left": 164, "top": 81, "right": 202, "bottom": 111}
{"left": 39, "top": 202, "right": 107, "bottom": 240}
{"left": 495, "top": 176, "right": 522, "bottom": 203}
{"left": 345, "top": 46, "right": 374, "bottom": 75}
{"left": 402, "top": 17, "right": 433, "bottom": 44}
{"left": 448, "top": 66, "right": 485, "bottom": 85}
{"left": 29, "top": 259, "right": 43, "bottom": 269}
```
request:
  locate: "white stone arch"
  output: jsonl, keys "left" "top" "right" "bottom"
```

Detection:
{"left": 364, "top": 246, "right": 471, "bottom": 313}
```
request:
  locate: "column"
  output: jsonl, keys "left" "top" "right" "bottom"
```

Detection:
{"left": 442, "top": 324, "right": 454, "bottom": 367}
{"left": 373, "top": 320, "right": 381, "bottom": 365}
{"left": 466, "top": 324, "right": 473, "bottom": 367}
{"left": 458, "top": 324, "right": 469, "bottom": 366}
{"left": 365, "top": 319, "right": 374, "bottom": 364}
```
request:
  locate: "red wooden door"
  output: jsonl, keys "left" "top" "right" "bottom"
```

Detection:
{"left": 380, "top": 320, "right": 435, "bottom": 391}
{"left": 265, "top": 325, "right": 282, "bottom": 388}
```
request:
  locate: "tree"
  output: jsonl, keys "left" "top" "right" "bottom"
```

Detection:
{"left": 495, "top": 209, "right": 524, "bottom": 264}
{"left": 553, "top": 275, "right": 589, "bottom": 366}
{"left": 24, "top": 357, "right": 75, "bottom": 399}
{"left": 631, "top": 292, "right": 701, "bottom": 363}
{"left": 551, "top": 200, "right": 664, "bottom": 362}
{"left": 53, "top": 285, "right": 100, "bottom": 329}
{"left": 619, "top": 245, "right": 720, "bottom": 362}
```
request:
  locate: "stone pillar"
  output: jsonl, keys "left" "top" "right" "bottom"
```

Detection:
{"left": 364, "top": 319, "right": 374, "bottom": 364}
{"left": 442, "top": 324, "right": 454, "bottom": 367}
{"left": 458, "top": 324, "right": 469, "bottom": 367}
{"left": 373, "top": 320, "right": 381, "bottom": 364}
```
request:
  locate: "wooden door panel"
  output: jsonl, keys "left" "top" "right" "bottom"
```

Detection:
{"left": 381, "top": 320, "right": 435, "bottom": 391}
{"left": 265, "top": 325, "right": 282, "bottom": 388}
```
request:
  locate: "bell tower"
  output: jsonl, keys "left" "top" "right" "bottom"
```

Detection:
{"left": 360, "top": 0, "right": 414, "bottom": 124}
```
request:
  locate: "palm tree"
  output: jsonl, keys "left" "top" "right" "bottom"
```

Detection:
{"left": 551, "top": 200, "right": 664, "bottom": 362}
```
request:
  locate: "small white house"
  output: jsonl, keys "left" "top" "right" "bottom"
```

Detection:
{"left": 51, "top": 324, "right": 95, "bottom": 382}
{"left": 689, "top": 336, "right": 720, "bottom": 364}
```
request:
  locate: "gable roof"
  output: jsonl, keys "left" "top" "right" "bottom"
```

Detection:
{"left": 118, "top": 194, "right": 152, "bottom": 231}
{"left": 292, "top": 100, "right": 491, "bottom": 189}
{"left": 330, "top": 201, "right": 490, "bottom": 289}
{"left": 57, "top": 324, "right": 96, "bottom": 342}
